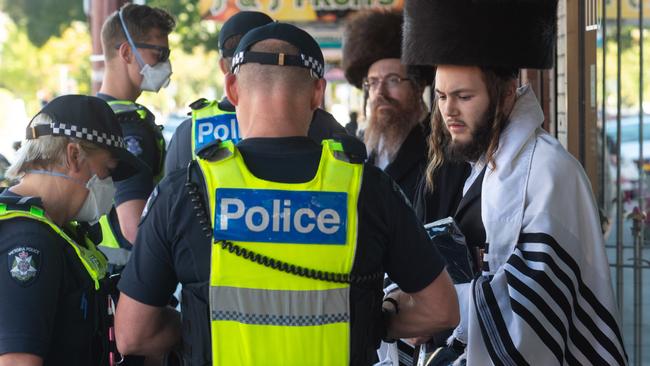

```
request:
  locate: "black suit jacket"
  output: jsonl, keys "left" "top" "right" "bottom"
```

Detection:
{"left": 454, "top": 167, "right": 486, "bottom": 254}
{"left": 368, "top": 123, "right": 429, "bottom": 202}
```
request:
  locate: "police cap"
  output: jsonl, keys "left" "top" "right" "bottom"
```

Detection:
{"left": 25, "top": 94, "right": 146, "bottom": 181}
{"left": 231, "top": 22, "right": 324, "bottom": 79}
{"left": 218, "top": 11, "right": 273, "bottom": 58}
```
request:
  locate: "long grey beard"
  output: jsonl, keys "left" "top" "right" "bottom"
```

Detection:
{"left": 365, "top": 112, "right": 419, "bottom": 167}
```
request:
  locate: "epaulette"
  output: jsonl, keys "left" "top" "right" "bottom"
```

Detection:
{"left": 332, "top": 133, "right": 367, "bottom": 164}
{"left": 189, "top": 98, "right": 210, "bottom": 110}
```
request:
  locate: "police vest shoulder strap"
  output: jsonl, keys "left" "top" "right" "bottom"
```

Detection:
{"left": 0, "top": 203, "right": 107, "bottom": 289}
{"left": 196, "top": 139, "right": 235, "bottom": 162}
{"left": 189, "top": 98, "right": 211, "bottom": 110}
{"left": 191, "top": 99, "right": 232, "bottom": 120}
{"left": 322, "top": 138, "right": 367, "bottom": 164}
{"left": 107, "top": 100, "right": 147, "bottom": 120}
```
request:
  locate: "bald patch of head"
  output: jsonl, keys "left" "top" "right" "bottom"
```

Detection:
{"left": 236, "top": 39, "right": 315, "bottom": 92}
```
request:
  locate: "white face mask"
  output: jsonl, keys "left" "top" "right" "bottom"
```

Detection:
{"left": 74, "top": 175, "right": 116, "bottom": 225}
{"left": 140, "top": 60, "right": 172, "bottom": 92}
{"left": 27, "top": 170, "right": 116, "bottom": 225}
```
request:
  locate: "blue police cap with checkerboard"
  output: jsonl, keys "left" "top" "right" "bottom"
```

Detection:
{"left": 231, "top": 22, "right": 324, "bottom": 79}
{"left": 25, "top": 94, "right": 146, "bottom": 181}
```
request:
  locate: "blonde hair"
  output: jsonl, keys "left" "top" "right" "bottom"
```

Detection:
{"left": 7, "top": 114, "right": 102, "bottom": 179}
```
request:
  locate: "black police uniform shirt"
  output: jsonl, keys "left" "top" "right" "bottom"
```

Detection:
{"left": 119, "top": 136, "right": 446, "bottom": 364}
{"left": 97, "top": 93, "right": 156, "bottom": 205}
{"left": 163, "top": 102, "right": 347, "bottom": 175}
{"left": 0, "top": 190, "right": 104, "bottom": 365}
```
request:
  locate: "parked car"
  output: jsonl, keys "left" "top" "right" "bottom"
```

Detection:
{"left": 605, "top": 114, "right": 650, "bottom": 203}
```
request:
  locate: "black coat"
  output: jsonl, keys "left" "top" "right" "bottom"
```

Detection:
{"left": 413, "top": 164, "right": 485, "bottom": 273}
{"left": 453, "top": 168, "right": 486, "bottom": 256}
{"left": 369, "top": 123, "right": 429, "bottom": 203}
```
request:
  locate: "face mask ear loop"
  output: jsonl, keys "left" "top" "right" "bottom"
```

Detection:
{"left": 118, "top": 9, "right": 147, "bottom": 69}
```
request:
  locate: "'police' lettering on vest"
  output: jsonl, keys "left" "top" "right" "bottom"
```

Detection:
{"left": 195, "top": 114, "right": 240, "bottom": 151}
{"left": 214, "top": 188, "right": 347, "bottom": 245}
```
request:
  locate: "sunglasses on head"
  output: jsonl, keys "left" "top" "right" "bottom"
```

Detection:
{"left": 115, "top": 42, "right": 170, "bottom": 63}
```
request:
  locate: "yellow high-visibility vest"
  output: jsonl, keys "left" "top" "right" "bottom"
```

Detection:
{"left": 191, "top": 99, "right": 239, "bottom": 157}
{"left": 196, "top": 139, "right": 362, "bottom": 365}
{"left": 0, "top": 202, "right": 107, "bottom": 289}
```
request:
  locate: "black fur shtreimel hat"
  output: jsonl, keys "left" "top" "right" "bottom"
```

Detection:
{"left": 341, "top": 9, "right": 404, "bottom": 89}
{"left": 402, "top": 0, "right": 558, "bottom": 70}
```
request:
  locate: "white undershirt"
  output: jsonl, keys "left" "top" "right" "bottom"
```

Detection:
{"left": 374, "top": 137, "right": 391, "bottom": 170}
{"left": 463, "top": 156, "right": 486, "bottom": 196}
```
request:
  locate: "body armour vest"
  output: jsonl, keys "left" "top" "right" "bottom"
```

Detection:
{"left": 98, "top": 100, "right": 165, "bottom": 268}
{"left": 190, "top": 98, "right": 240, "bottom": 156}
{"left": 0, "top": 198, "right": 111, "bottom": 366}
{"left": 196, "top": 140, "right": 362, "bottom": 365}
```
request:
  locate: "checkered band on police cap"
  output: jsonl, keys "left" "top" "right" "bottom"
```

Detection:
{"left": 46, "top": 122, "right": 124, "bottom": 148}
{"left": 25, "top": 94, "right": 144, "bottom": 181}
{"left": 231, "top": 22, "right": 325, "bottom": 78}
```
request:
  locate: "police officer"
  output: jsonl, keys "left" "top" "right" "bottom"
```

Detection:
{"left": 164, "top": 11, "right": 347, "bottom": 175}
{"left": 115, "top": 22, "right": 459, "bottom": 365}
{"left": 97, "top": 4, "right": 175, "bottom": 265}
{"left": 0, "top": 95, "right": 142, "bottom": 365}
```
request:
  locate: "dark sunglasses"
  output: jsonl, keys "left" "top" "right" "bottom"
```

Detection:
{"left": 115, "top": 42, "right": 170, "bottom": 63}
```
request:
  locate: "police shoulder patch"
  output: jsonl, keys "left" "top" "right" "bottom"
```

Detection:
{"left": 124, "top": 135, "right": 144, "bottom": 157}
{"left": 7, "top": 246, "right": 41, "bottom": 287}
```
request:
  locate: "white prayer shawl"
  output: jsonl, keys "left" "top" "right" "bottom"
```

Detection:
{"left": 454, "top": 86, "right": 627, "bottom": 365}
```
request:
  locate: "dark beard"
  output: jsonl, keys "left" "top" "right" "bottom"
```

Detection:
{"left": 445, "top": 112, "right": 493, "bottom": 163}
{"left": 364, "top": 95, "right": 420, "bottom": 164}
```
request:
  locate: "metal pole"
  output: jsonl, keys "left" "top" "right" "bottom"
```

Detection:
{"left": 634, "top": 0, "right": 644, "bottom": 361}
{"left": 600, "top": 0, "right": 607, "bottom": 210}
{"left": 615, "top": 0, "right": 624, "bottom": 312}
{"left": 89, "top": 0, "right": 127, "bottom": 95}
{"left": 578, "top": 0, "right": 586, "bottom": 164}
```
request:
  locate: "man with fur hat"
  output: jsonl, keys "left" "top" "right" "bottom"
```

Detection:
{"left": 404, "top": 1, "right": 626, "bottom": 364}
{"left": 342, "top": 9, "right": 468, "bottom": 205}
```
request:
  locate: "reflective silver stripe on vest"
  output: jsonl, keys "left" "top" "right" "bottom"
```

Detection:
{"left": 98, "top": 246, "right": 131, "bottom": 266}
{"left": 210, "top": 286, "right": 349, "bottom": 326}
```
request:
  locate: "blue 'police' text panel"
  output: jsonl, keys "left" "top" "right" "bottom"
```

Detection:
{"left": 214, "top": 188, "right": 348, "bottom": 245}
{"left": 194, "top": 113, "right": 240, "bottom": 152}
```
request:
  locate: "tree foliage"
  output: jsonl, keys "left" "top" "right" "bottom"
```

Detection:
{"left": 0, "top": 17, "right": 91, "bottom": 114}
{"left": 149, "top": 0, "right": 220, "bottom": 53}
{"left": 0, "top": 0, "right": 84, "bottom": 47}
{"left": 0, "top": 0, "right": 219, "bottom": 52}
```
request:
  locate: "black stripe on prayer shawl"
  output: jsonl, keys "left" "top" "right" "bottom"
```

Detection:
{"left": 473, "top": 277, "right": 529, "bottom": 366}
{"left": 513, "top": 249, "right": 618, "bottom": 364}
{"left": 507, "top": 255, "right": 592, "bottom": 362}
{"left": 518, "top": 233, "right": 627, "bottom": 365}
{"left": 505, "top": 270, "right": 567, "bottom": 364}
{"left": 509, "top": 297, "right": 564, "bottom": 364}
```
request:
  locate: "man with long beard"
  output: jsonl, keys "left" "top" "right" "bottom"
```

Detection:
{"left": 343, "top": 9, "right": 471, "bottom": 365}
{"left": 405, "top": 1, "right": 626, "bottom": 364}
{"left": 342, "top": 9, "right": 468, "bottom": 205}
